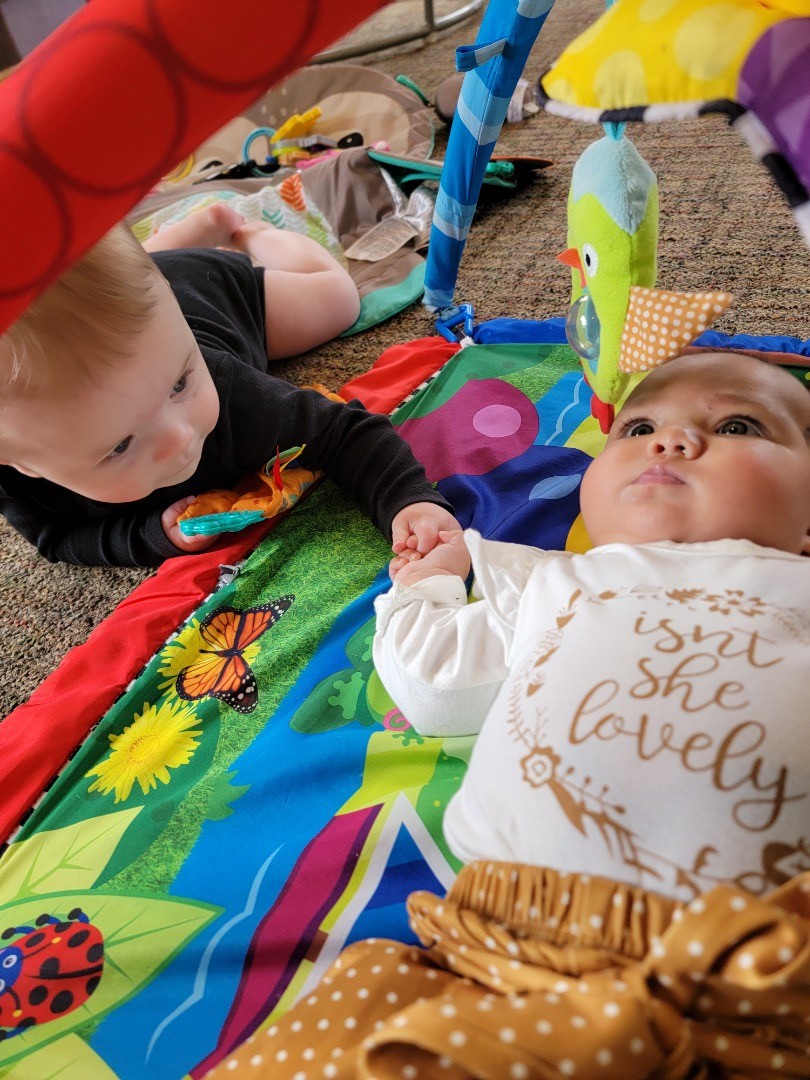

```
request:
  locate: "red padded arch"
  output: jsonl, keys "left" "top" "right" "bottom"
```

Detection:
{"left": 0, "top": 0, "right": 389, "bottom": 332}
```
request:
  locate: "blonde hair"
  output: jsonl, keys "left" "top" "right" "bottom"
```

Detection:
{"left": 0, "top": 224, "right": 160, "bottom": 396}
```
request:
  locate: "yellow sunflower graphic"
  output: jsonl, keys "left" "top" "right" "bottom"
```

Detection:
{"left": 86, "top": 699, "right": 203, "bottom": 803}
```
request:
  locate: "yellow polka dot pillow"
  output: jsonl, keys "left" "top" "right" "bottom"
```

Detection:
{"left": 536, "top": 0, "right": 810, "bottom": 252}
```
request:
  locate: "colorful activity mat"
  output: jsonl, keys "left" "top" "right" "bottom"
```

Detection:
{"left": 2, "top": 323, "right": 808, "bottom": 1077}
{"left": 0, "top": 326, "right": 599, "bottom": 1077}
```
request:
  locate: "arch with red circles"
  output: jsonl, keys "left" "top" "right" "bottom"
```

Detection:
{"left": 0, "top": 0, "right": 387, "bottom": 333}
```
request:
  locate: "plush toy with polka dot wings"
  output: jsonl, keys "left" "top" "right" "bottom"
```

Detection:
{"left": 559, "top": 133, "right": 732, "bottom": 433}
{"left": 537, "top": 0, "right": 810, "bottom": 433}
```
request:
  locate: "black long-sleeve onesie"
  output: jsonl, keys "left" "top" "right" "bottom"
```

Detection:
{"left": 0, "top": 249, "right": 452, "bottom": 566}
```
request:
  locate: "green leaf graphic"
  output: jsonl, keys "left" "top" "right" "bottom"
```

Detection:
{"left": 0, "top": 809, "right": 142, "bottom": 902}
{"left": 0, "top": 1034, "right": 118, "bottom": 1079}
{"left": 205, "top": 771, "right": 250, "bottom": 822}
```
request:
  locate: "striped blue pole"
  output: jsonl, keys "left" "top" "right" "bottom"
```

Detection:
{"left": 424, "top": 0, "right": 557, "bottom": 314}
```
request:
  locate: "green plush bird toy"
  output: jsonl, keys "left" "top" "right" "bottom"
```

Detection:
{"left": 559, "top": 134, "right": 658, "bottom": 432}
{"left": 559, "top": 134, "right": 733, "bottom": 433}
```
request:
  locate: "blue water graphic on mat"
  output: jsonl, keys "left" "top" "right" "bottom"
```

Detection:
{"left": 346, "top": 827, "right": 446, "bottom": 946}
{"left": 536, "top": 371, "right": 590, "bottom": 446}
{"left": 91, "top": 578, "right": 393, "bottom": 1079}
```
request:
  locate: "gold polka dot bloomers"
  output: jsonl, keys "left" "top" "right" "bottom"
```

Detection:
{"left": 205, "top": 866, "right": 810, "bottom": 1078}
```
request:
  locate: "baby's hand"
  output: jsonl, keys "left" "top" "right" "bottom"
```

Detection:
{"left": 390, "top": 529, "right": 471, "bottom": 586}
{"left": 161, "top": 496, "right": 221, "bottom": 553}
{"left": 391, "top": 502, "right": 461, "bottom": 558}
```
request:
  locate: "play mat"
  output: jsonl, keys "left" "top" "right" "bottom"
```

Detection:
{"left": 0, "top": 325, "right": 585, "bottom": 1075}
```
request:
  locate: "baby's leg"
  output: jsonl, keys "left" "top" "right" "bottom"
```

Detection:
{"left": 142, "top": 203, "right": 245, "bottom": 253}
{"left": 230, "top": 220, "right": 347, "bottom": 274}
{"left": 231, "top": 222, "right": 360, "bottom": 359}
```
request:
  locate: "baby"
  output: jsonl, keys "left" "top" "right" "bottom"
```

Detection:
{"left": 0, "top": 206, "right": 459, "bottom": 565}
{"left": 380, "top": 349, "right": 810, "bottom": 896}
{"left": 215, "top": 351, "right": 809, "bottom": 1080}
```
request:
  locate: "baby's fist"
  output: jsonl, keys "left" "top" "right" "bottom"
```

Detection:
{"left": 391, "top": 502, "right": 461, "bottom": 558}
{"left": 392, "top": 529, "right": 471, "bottom": 585}
{"left": 161, "top": 496, "right": 220, "bottom": 553}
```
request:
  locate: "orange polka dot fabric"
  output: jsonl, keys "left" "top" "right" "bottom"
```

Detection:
{"left": 619, "top": 287, "right": 733, "bottom": 374}
{"left": 204, "top": 866, "right": 810, "bottom": 1079}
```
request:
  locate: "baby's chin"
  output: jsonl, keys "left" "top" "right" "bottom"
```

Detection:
{"left": 584, "top": 519, "right": 703, "bottom": 548}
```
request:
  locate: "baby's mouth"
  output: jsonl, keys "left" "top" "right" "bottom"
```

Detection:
{"left": 634, "top": 464, "right": 684, "bottom": 485}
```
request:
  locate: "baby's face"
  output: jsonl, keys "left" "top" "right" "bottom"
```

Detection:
{"left": 580, "top": 352, "right": 810, "bottom": 555}
{"left": 0, "top": 280, "right": 220, "bottom": 503}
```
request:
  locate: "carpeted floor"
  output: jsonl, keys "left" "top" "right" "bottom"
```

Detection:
{"left": 2, "top": 0, "right": 809, "bottom": 717}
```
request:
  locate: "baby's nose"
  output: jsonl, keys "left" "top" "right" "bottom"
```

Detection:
{"left": 153, "top": 423, "right": 194, "bottom": 463}
{"left": 649, "top": 425, "right": 703, "bottom": 459}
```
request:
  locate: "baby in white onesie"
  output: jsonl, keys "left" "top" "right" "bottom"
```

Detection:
{"left": 374, "top": 351, "right": 810, "bottom": 901}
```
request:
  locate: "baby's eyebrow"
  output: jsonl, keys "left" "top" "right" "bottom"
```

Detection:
{"left": 173, "top": 347, "right": 196, "bottom": 379}
{"left": 704, "top": 391, "right": 768, "bottom": 409}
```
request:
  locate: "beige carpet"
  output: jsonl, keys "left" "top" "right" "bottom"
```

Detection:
{"left": 2, "top": 0, "right": 809, "bottom": 717}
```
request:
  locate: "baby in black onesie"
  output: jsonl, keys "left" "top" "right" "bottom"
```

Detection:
{"left": 0, "top": 207, "right": 458, "bottom": 565}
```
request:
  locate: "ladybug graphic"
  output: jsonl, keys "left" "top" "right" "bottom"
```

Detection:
{"left": 0, "top": 909, "right": 104, "bottom": 1039}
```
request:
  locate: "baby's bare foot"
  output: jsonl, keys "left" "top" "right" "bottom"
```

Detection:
{"left": 143, "top": 203, "right": 246, "bottom": 254}
{"left": 198, "top": 203, "right": 246, "bottom": 245}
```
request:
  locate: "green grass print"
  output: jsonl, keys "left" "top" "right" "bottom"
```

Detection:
{"left": 107, "top": 483, "right": 390, "bottom": 894}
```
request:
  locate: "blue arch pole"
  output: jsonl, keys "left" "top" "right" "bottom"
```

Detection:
{"left": 423, "top": 0, "right": 557, "bottom": 315}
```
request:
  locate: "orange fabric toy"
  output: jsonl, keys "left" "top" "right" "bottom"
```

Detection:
{"left": 178, "top": 385, "right": 345, "bottom": 536}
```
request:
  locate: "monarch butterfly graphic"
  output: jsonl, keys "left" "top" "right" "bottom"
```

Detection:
{"left": 0, "top": 909, "right": 104, "bottom": 1040}
{"left": 176, "top": 598, "right": 293, "bottom": 713}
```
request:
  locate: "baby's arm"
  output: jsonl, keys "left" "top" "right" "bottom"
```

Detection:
{"left": 0, "top": 489, "right": 189, "bottom": 567}
{"left": 373, "top": 534, "right": 510, "bottom": 738}
{"left": 230, "top": 222, "right": 360, "bottom": 359}
{"left": 142, "top": 203, "right": 245, "bottom": 253}
{"left": 224, "top": 373, "right": 457, "bottom": 549}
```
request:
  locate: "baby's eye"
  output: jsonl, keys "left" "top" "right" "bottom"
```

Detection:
{"left": 621, "top": 420, "right": 655, "bottom": 438}
{"left": 172, "top": 374, "right": 188, "bottom": 395}
{"left": 717, "top": 417, "right": 760, "bottom": 436}
{"left": 108, "top": 436, "right": 133, "bottom": 459}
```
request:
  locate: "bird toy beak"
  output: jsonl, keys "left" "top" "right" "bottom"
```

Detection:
{"left": 557, "top": 247, "right": 586, "bottom": 290}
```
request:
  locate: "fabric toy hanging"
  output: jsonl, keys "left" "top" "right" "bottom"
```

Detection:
{"left": 536, "top": 0, "right": 810, "bottom": 251}
{"left": 559, "top": 131, "right": 732, "bottom": 433}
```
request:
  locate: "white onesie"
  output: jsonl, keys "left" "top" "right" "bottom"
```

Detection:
{"left": 373, "top": 532, "right": 810, "bottom": 901}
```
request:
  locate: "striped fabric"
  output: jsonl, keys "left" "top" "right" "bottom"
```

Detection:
{"left": 423, "top": 0, "right": 557, "bottom": 314}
